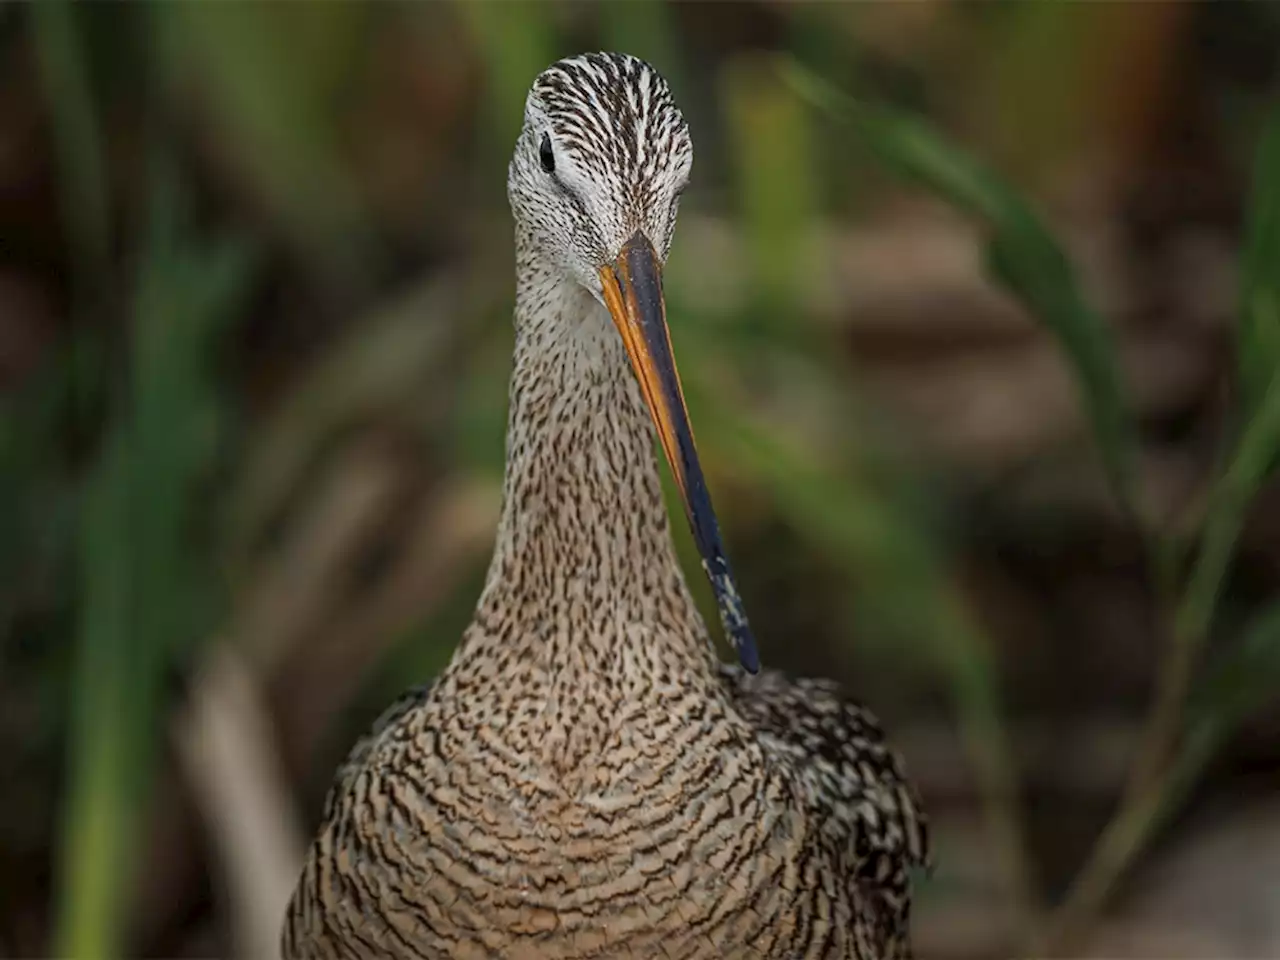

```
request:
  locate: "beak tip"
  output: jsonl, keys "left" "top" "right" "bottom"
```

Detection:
{"left": 710, "top": 564, "right": 760, "bottom": 673}
{"left": 606, "top": 232, "right": 760, "bottom": 675}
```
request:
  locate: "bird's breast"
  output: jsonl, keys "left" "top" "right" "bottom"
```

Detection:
{"left": 303, "top": 707, "right": 856, "bottom": 959}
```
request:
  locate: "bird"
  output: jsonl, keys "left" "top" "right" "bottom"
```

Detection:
{"left": 282, "top": 52, "right": 928, "bottom": 960}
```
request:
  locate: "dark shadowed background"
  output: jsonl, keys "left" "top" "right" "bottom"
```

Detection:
{"left": 2, "top": 2, "right": 1279, "bottom": 958}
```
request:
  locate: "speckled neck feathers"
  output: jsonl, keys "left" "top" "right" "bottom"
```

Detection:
{"left": 449, "top": 250, "right": 719, "bottom": 770}
{"left": 481, "top": 254, "right": 695, "bottom": 622}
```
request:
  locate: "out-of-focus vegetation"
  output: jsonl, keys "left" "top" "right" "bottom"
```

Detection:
{"left": 1, "top": 3, "right": 1278, "bottom": 958}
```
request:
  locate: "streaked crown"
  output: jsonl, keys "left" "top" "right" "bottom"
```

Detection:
{"left": 509, "top": 53, "right": 693, "bottom": 288}
{"left": 532, "top": 53, "right": 691, "bottom": 201}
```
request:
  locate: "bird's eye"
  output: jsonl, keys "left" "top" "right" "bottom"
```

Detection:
{"left": 539, "top": 133, "right": 556, "bottom": 174}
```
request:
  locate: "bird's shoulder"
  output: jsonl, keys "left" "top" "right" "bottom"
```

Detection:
{"left": 319, "top": 682, "right": 435, "bottom": 823}
{"left": 717, "top": 663, "right": 930, "bottom": 877}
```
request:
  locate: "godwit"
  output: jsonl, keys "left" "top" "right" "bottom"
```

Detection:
{"left": 283, "top": 52, "right": 927, "bottom": 959}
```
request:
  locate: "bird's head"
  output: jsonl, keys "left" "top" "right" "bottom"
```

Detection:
{"left": 508, "top": 51, "right": 691, "bottom": 291}
{"left": 507, "top": 53, "right": 758, "bottom": 674}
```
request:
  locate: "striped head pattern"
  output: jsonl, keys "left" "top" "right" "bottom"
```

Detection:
{"left": 508, "top": 52, "right": 693, "bottom": 299}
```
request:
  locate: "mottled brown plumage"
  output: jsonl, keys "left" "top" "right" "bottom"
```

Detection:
{"left": 282, "top": 52, "right": 928, "bottom": 959}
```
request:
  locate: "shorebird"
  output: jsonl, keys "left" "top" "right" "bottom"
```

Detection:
{"left": 282, "top": 52, "right": 928, "bottom": 959}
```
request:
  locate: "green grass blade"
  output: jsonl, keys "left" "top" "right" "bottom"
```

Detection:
{"left": 29, "top": 0, "right": 110, "bottom": 288}
{"left": 1051, "top": 353, "right": 1280, "bottom": 959}
{"left": 54, "top": 160, "right": 255, "bottom": 959}
{"left": 1177, "top": 365, "right": 1280, "bottom": 645}
{"left": 149, "top": 2, "right": 367, "bottom": 268}
{"left": 725, "top": 55, "right": 820, "bottom": 325}
{"left": 1165, "top": 103, "right": 1280, "bottom": 731}
{"left": 598, "top": 0, "right": 683, "bottom": 92}
{"left": 1039, "top": 113, "right": 1280, "bottom": 952}
{"left": 458, "top": 0, "right": 557, "bottom": 149}
{"left": 1186, "top": 602, "right": 1280, "bottom": 759}
{"left": 783, "top": 58, "right": 1138, "bottom": 518}
{"left": 1163, "top": 602, "right": 1280, "bottom": 834}
{"left": 1170, "top": 106, "right": 1280, "bottom": 689}
{"left": 1238, "top": 108, "right": 1280, "bottom": 427}
{"left": 53, "top": 437, "right": 134, "bottom": 960}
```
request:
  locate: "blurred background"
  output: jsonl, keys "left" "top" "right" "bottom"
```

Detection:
{"left": 2, "top": 2, "right": 1279, "bottom": 958}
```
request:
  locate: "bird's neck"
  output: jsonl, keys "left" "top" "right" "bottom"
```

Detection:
{"left": 457, "top": 258, "right": 717, "bottom": 691}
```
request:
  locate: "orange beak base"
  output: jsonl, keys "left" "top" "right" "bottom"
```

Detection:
{"left": 599, "top": 231, "right": 759, "bottom": 673}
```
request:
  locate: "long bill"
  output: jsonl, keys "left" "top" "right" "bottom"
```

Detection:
{"left": 599, "top": 230, "right": 760, "bottom": 674}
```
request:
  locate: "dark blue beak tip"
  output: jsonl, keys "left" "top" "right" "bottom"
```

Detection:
{"left": 735, "top": 632, "right": 761, "bottom": 675}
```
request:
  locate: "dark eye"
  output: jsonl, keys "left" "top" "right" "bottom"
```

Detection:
{"left": 539, "top": 133, "right": 556, "bottom": 174}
